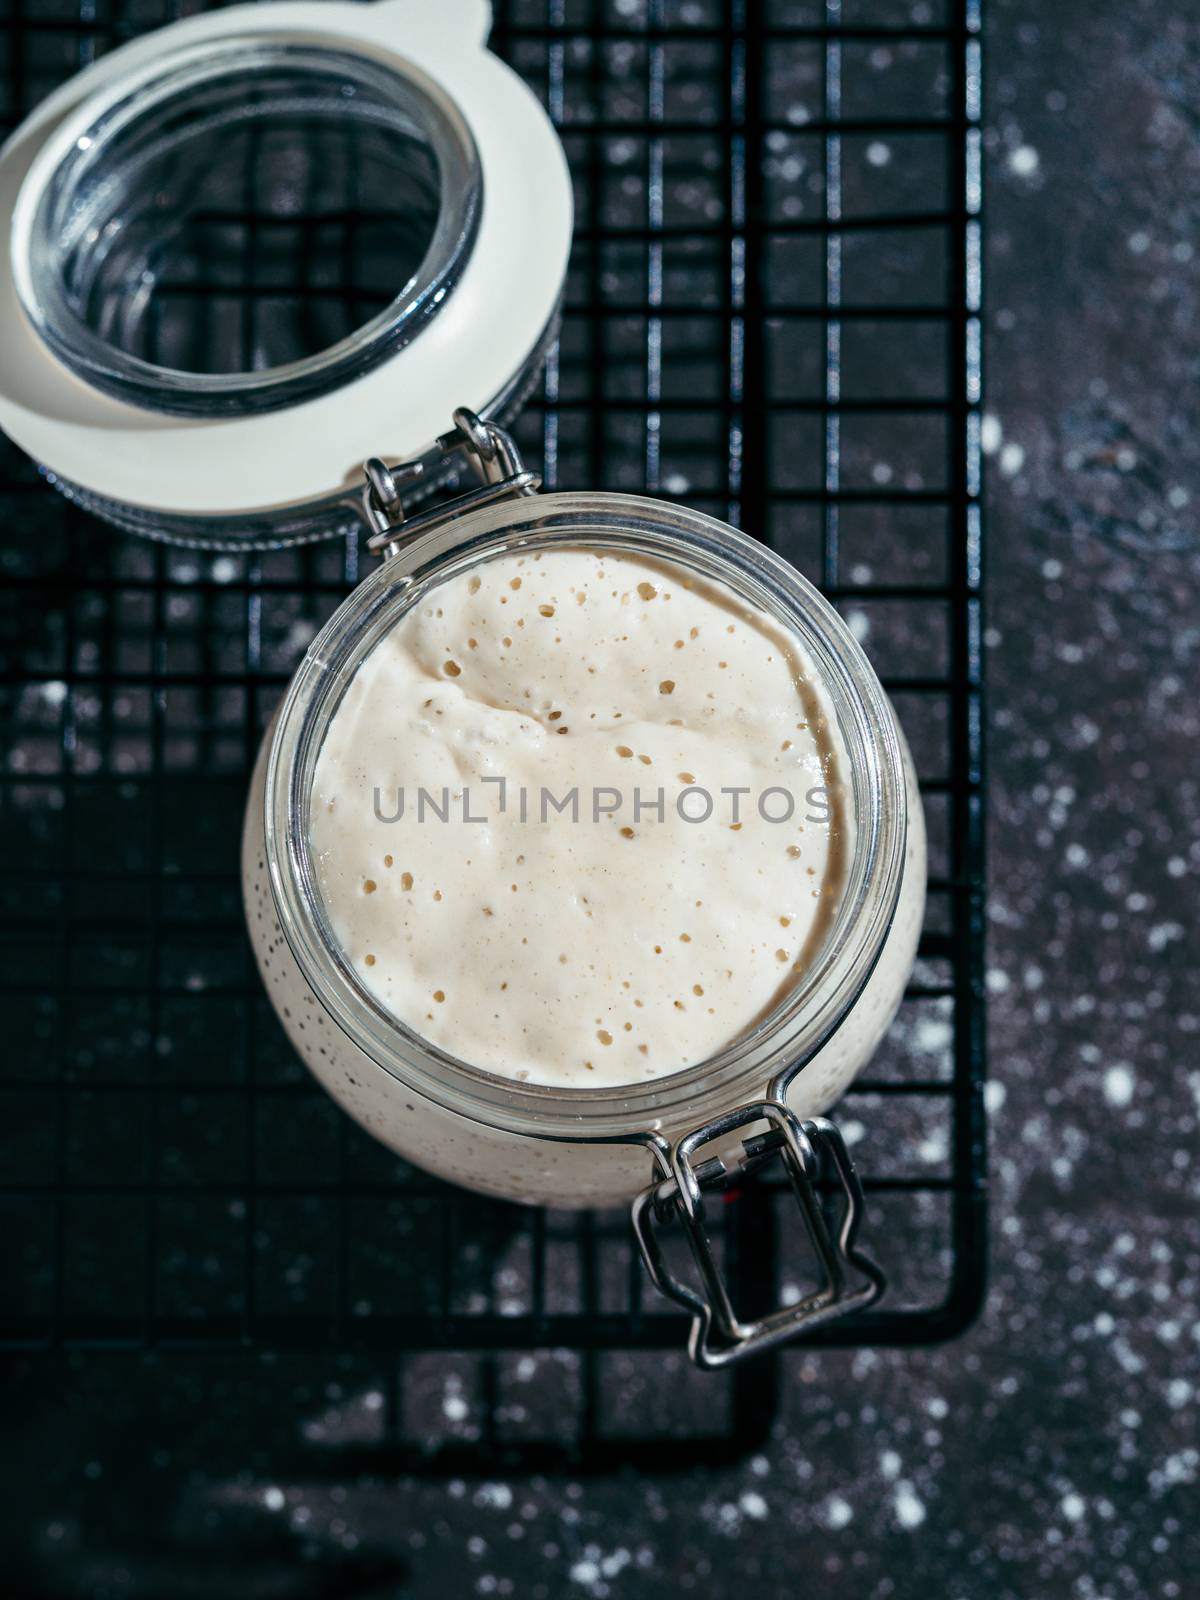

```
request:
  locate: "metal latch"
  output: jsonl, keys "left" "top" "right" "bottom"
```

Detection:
{"left": 631, "top": 1106, "right": 885, "bottom": 1369}
{"left": 363, "top": 407, "right": 541, "bottom": 558}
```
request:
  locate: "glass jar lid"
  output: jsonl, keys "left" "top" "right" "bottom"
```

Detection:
{"left": 0, "top": 0, "right": 571, "bottom": 547}
{"left": 14, "top": 39, "right": 482, "bottom": 419}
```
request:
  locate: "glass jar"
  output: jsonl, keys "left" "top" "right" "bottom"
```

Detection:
{"left": 0, "top": 0, "right": 569, "bottom": 546}
{"left": 242, "top": 414, "right": 927, "bottom": 1366}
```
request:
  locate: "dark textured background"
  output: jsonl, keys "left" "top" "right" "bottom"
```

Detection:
{"left": 2, "top": 1, "right": 1198, "bottom": 1597}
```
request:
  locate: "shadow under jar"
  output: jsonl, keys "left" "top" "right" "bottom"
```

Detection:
{"left": 242, "top": 417, "right": 927, "bottom": 1367}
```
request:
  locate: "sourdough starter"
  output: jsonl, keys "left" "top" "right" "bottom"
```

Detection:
{"left": 309, "top": 549, "right": 852, "bottom": 1086}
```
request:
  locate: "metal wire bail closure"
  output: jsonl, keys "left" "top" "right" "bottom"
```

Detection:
{"left": 362, "top": 406, "right": 541, "bottom": 556}
{"left": 631, "top": 1105, "right": 885, "bottom": 1369}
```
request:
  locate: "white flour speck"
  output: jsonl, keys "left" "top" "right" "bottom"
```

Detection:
{"left": 476, "top": 1483, "right": 513, "bottom": 1510}
{"left": 823, "top": 1494, "right": 853, "bottom": 1530}
{"left": 913, "top": 1015, "right": 952, "bottom": 1054}
{"left": 894, "top": 1483, "right": 926, "bottom": 1529}
{"left": 1103, "top": 1065, "right": 1135, "bottom": 1107}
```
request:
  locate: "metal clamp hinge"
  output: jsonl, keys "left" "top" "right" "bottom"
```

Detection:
{"left": 631, "top": 1105, "right": 885, "bottom": 1369}
{"left": 363, "top": 407, "right": 541, "bottom": 558}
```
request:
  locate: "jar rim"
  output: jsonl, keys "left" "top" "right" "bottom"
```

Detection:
{"left": 263, "top": 492, "right": 907, "bottom": 1139}
{"left": 11, "top": 32, "right": 482, "bottom": 418}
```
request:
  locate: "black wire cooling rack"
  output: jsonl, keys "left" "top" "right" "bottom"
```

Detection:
{"left": 0, "top": 0, "right": 986, "bottom": 1464}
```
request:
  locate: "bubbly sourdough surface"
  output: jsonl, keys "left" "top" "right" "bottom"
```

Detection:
{"left": 309, "top": 548, "right": 850, "bottom": 1086}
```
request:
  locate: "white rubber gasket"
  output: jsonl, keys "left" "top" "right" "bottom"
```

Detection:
{"left": 0, "top": 0, "right": 571, "bottom": 524}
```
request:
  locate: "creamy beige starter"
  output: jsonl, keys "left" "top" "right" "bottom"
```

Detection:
{"left": 310, "top": 549, "right": 849, "bottom": 1086}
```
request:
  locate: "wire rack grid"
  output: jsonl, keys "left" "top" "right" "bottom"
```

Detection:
{"left": 0, "top": 0, "right": 986, "bottom": 1460}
